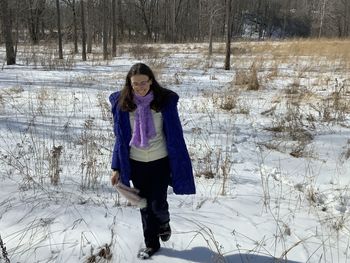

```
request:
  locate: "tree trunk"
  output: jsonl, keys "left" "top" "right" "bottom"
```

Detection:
{"left": 282, "top": 1, "right": 288, "bottom": 38}
{"left": 28, "top": 10, "right": 38, "bottom": 44}
{"left": 87, "top": 0, "right": 92, "bottom": 53}
{"left": 112, "top": 0, "right": 117, "bottom": 57}
{"left": 172, "top": 0, "right": 176, "bottom": 42}
{"left": 138, "top": 0, "right": 153, "bottom": 41}
{"left": 224, "top": 0, "right": 231, "bottom": 70}
{"left": 208, "top": 2, "right": 217, "bottom": 56}
{"left": 26, "top": 0, "right": 46, "bottom": 44}
{"left": 149, "top": 0, "right": 156, "bottom": 42}
{"left": 72, "top": 0, "right": 78, "bottom": 53}
{"left": 14, "top": 0, "right": 20, "bottom": 57}
{"left": 319, "top": 0, "right": 327, "bottom": 38}
{"left": 103, "top": 0, "right": 108, "bottom": 60}
{"left": 56, "top": 0, "right": 63, "bottom": 59}
{"left": 154, "top": 0, "right": 160, "bottom": 42}
{"left": 117, "top": 0, "right": 124, "bottom": 41}
{"left": 345, "top": 0, "right": 349, "bottom": 36}
{"left": 198, "top": 0, "right": 201, "bottom": 41}
{"left": 257, "top": 0, "right": 263, "bottom": 39}
{"left": 208, "top": 15, "right": 213, "bottom": 56}
{"left": 165, "top": 0, "right": 169, "bottom": 41}
{"left": 0, "top": 0, "right": 16, "bottom": 65}
{"left": 81, "top": 0, "right": 86, "bottom": 61}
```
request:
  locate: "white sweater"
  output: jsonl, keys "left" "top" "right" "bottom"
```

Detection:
{"left": 129, "top": 110, "right": 168, "bottom": 162}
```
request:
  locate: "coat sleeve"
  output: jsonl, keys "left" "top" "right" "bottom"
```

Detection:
{"left": 109, "top": 92, "right": 121, "bottom": 171}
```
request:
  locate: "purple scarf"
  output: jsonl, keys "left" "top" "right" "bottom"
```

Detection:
{"left": 129, "top": 92, "right": 156, "bottom": 148}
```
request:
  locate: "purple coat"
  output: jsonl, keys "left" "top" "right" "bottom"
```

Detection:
{"left": 109, "top": 91, "right": 196, "bottom": 195}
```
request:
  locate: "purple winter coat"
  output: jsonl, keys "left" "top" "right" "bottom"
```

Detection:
{"left": 109, "top": 90, "right": 196, "bottom": 195}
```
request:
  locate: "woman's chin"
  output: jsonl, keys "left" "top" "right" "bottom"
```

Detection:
{"left": 135, "top": 91, "right": 149, "bottom": 97}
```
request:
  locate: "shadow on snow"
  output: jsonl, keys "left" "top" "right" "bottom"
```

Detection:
{"left": 159, "top": 247, "right": 302, "bottom": 263}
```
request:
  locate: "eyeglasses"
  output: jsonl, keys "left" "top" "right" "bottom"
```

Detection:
{"left": 131, "top": 80, "right": 150, "bottom": 88}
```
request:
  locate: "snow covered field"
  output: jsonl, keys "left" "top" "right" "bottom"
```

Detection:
{"left": 0, "top": 41, "right": 350, "bottom": 263}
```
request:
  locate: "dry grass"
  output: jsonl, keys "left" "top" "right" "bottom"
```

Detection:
{"left": 128, "top": 44, "right": 160, "bottom": 59}
{"left": 49, "top": 145, "right": 63, "bottom": 185}
{"left": 147, "top": 58, "right": 167, "bottom": 78}
{"left": 342, "top": 140, "right": 350, "bottom": 161}
{"left": 97, "top": 92, "right": 112, "bottom": 122}
{"left": 126, "top": 44, "right": 172, "bottom": 60}
{"left": 182, "top": 59, "right": 203, "bottom": 69}
{"left": 247, "top": 39, "right": 350, "bottom": 59}
{"left": 235, "top": 62, "right": 260, "bottom": 90}
{"left": 211, "top": 39, "right": 350, "bottom": 73}
{"left": 0, "top": 93, "right": 4, "bottom": 112}
{"left": 212, "top": 43, "right": 251, "bottom": 55}
{"left": 216, "top": 94, "right": 237, "bottom": 111}
{"left": 266, "top": 62, "right": 279, "bottom": 80}
{"left": 263, "top": 89, "right": 315, "bottom": 158}
{"left": 86, "top": 244, "right": 112, "bottom": 262}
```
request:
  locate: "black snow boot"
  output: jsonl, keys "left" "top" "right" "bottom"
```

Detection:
{"left": 159, "top": 222, "right": 171, "bottom": 242}
{"left": 137, "top": 246, "right": 160, "bottom": 259}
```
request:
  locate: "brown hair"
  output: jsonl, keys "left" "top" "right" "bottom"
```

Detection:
{"left": 118, "top": 63, "right": 173, "bottom": 112}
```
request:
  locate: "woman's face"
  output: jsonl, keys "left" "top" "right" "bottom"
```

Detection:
{"left": 130, "top": 74, "right": 152, "bottom": 97}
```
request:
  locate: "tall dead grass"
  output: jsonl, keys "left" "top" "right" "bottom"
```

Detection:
{"left": 211, "top": 39, "right": 350, "bottom": 71}
{"left": 248, "top": 39, "right": 350, "bottom": 59}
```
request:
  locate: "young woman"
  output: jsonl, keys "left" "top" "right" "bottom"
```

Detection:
{"left": 109, "top": 63, "right": 196, "bottom": 259}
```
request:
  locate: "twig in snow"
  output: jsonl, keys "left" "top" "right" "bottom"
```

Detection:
{"left": 0, "top": 234, "right": 10, "bottom": 263}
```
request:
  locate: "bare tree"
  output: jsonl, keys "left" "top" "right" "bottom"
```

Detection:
{"left": 63, "top": 0, "right": 79, "bottom": 53}
{"left": 13, "top": 0, "right": 20, "bottom": 56}
{"left": 319, "top": 0, "right": 327, "bottom": 38}
{"left": 208, "top": 3, "right": 222, "bottom": 56}
{"left": 345, "top": 0, "right": 350, "bottom": 36}
{"left": 164, "top": 0, "right": 170, "bottom": 41}
{"left": 198, "top": 0, "right": 202, "bottom": 41}
{"left": 0, "top": 0, "right": 16, "bottom": 65}
{"left": 135, "top": 0, "right": 154, "bottom": 41}
{"left": 72, "top": 0, "right": 78, "bottom": 53}
{"left": 3, "top": 0, "right": 350, "bottom": 51}
{"left": 338, "top": 0, "right": 349, "bottom": 37}
{"left": 224, "top": 0, "right": 231, "bottom": 70}
{"left": 25, "top": 0, "right": 46, "bottom": 44}
{"left": 154, "top": 0, "right": 161, "bottom": 42}
{"left": 208, "top": 3, "right": 215, "bottom": 56}
{"left": 112, "top": 0, "right": 117, "bottom": 56}
{"left": 171, "top": 0, "right": 176, "bottom": 42}
{"left": 103, "top": 0, "right": 108, "bottom": 60}
{"left": 56, "top": 0, "right": 63, "bottom": 59}
{"left": 282, "top": 0, "right": 292, "bottom": 38}
{"left": 86, "top": 0, "right": 93, "bottom": 53}
{"left": 117, "top": 0, "right": 124, "bottom": 41}
{"left": 81, "top": 0, "right": 87, "bottom": 61}
{"left": 257, "top": 0, "right": 264, "bottom": 39}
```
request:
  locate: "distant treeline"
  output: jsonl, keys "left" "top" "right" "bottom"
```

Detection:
{"left": 1, "top": 0, "right": 349, "bottom": 45}
{"left": 0, "top": 0, "right": 349, "bottom": 65}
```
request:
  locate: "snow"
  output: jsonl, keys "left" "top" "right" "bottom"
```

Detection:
{"left": 0, "top": 42, "right": 350, "bottom": 263}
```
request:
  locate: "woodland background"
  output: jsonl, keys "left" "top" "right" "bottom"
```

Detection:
{"left": 1, "top": 0, "right": 350, "bottom": 65}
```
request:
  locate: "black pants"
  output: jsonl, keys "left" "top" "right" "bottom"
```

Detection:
{"left": 130, "top": 157, "right": 170, "bottom": 249}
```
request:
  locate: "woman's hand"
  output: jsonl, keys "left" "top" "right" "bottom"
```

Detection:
{"left": 111, "top": 170, "right": 120, "bottom": 186}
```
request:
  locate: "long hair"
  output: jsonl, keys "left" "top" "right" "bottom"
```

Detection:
{"left": 118, "top": 63, "right": 172, "bottom": 112}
